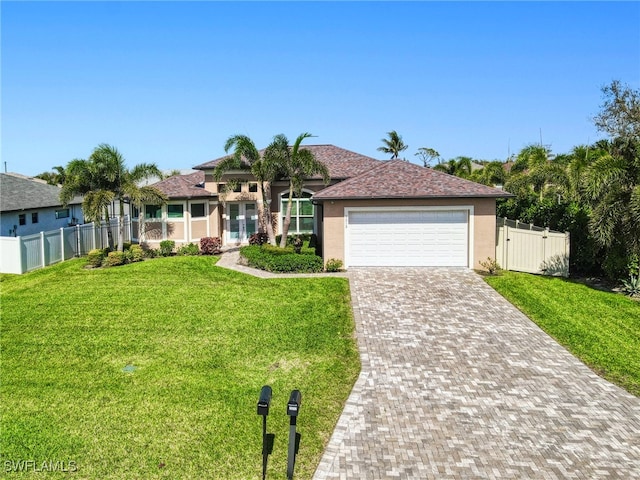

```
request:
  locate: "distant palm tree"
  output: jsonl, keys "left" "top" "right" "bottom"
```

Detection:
{"left": 214, "top": 134, "right": 279, "bottom": 245}
{"left": 264, "top": 133, "right": 330, "bottom": 248}
{"left": 35, "top": 166, "right": 66, "bottom": 185}
{"left": 433, "top": 156, "right": 473, "bottom": 178}
{"left": 377, "top": 131, "right": 408, "bottom": 159}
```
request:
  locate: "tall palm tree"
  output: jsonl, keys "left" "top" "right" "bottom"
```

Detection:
{"left": 377, "top": 130, "right": 408, "bottom": 159}
{"left": 264, "top": 133, "right": 330, "bottom": 248}
{"left": 214, "top": 134, "right": 278, "bottom": 245}
{"left": 61, "top": 144, "right": 165, "bottom": 251}
{"left": 60, "top": 157, "right": 116, "bottom": 247}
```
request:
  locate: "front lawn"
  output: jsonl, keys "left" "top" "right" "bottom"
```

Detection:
{"left": 0, "top": 257, "right": 359, "bottom": 479}
{"left": 485, "top": 271, "right": 640, "bottom": 396}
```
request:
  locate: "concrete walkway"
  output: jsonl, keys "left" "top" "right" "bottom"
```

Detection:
{"left": 312, "top": 268, "right": 640, "bottom": 479}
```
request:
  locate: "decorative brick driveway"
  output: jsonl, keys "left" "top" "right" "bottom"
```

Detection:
{"left": 313, "top": 268, "right": 640, "bottom": 479}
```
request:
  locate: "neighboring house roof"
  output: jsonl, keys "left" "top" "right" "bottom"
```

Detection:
{"left": 312, "top": 160, "right": 511, "bottom": 200}
{"left": 151, "top": 171, "right": 216, "bottom": 199}
{"left": 193, "top": 144, "right": 381, "bottom": 180}
{"left": 0, "top": 173, "right": 82, "bottom": 212}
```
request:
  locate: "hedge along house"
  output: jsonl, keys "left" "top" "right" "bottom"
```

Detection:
{"left": 144, "top": 145, "right": 508, "bottom": 269}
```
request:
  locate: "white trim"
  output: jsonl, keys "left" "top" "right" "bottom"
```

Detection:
{"left": 279, "top": 189, "right": 315, "bottom": 236}
{"left": 343, "top": 205, "right": 474, "bottom": 268}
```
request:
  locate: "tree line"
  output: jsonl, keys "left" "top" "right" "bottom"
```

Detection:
{"left": 378, "top": 81, "right": 639, "bottom": 280}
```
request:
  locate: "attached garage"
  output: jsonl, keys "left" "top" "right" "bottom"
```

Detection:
{"left": 346, "top": 208, "right": 471, "bottom": 267}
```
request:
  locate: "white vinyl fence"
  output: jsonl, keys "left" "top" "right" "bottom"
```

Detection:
{"left": 496, "top": 218, "right": 570, "bottom": 277}
{"left": 0, "top": 218, "right": 131, "bottom": 274}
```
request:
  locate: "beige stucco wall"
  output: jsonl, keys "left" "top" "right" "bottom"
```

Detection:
{"left": 321, "top": 198, "right": 497, "bottom": 270}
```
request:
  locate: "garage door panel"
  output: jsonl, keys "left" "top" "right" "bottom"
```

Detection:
{"left": 347, "top": 209, "right": 469, "bottom": 267}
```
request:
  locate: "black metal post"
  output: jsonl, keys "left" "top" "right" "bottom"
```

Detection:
{"left": 257, "top": 386, "right": 272, "bottom": 480}
{"left": 286, "top": 390, "right": 301, "bottom": 480}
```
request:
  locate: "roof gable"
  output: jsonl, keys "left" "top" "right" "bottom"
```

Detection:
{"left": 193, "top": 144, "right": 381, "bottom": 180}
{"left": 312, "top": 160, "right": 509, "bottom": 200}
{"left": 0, "top": 173, "right": 82, "bottom": 212}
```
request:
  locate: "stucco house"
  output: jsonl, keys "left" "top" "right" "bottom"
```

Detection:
{"left": 0, "top": 173, "right": 84, "bottom": 237}
{"left": 139, "top": 145, "right": 508, "bottom": 269}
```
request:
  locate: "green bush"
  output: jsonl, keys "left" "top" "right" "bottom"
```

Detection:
{"left": 240, "top": 245, "right": 323, "bottom": 273}
{"left": 325, "top": 258, "right": 344, "bottom": 272}
{"left": 177, "top": 243, "right": 200, "bottom": 256}
{"left": 106, "top": 251, "right": 127, "bottom": 267}
{"left": 129, "top": 245, "right": 145, "bottom": 262}
{"left": 86, "top": 249, "right": 107, "bottom": 268}
{"left": 159, "top": 240, "right": 175, "bottom": 257}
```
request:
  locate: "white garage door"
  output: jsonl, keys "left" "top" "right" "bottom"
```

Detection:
{"left": 346, "top": 209, "right": 469, "bottom": 267}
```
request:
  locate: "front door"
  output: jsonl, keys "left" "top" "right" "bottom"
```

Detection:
{"left": 227, "top": 202, "right": 258, "bottom": 244}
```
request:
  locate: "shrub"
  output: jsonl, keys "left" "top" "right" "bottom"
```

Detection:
{"left": 275, "top": 233, "right": 312, "bottom": 246}
{"left": 248, "top": 232, "right": 269, "bottom": 246}
{"left": 159, "top": 240, "right": 175, "bottom": 257}
{"left": 240, "top": 245, "right": 323, "bottom": 273}
{"left": 200, "top": 237, "right": 222, "bottom": 255}
{"left": 177, "top": 243, "right": 200, "bottom": 256}
{"left": 86, "top": 249, "right": 107, "bottom": 268}
{"left": 325, "top": 258, "right": 344, "bottom": 272}
{"left": 129, "top": 245, "right": 145, "bottom": 262}
{"left": 621, "top": 275, "right": 640, "bottom": 298}
{"left": 479, "top": 257, "right": 501, "bottom": 275}
{"left": 106, "top": 251, "right": 127, "bottom": 267}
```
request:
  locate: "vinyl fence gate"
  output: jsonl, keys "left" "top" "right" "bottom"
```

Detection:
{"left": 495, "top": 217, "right": 570, "bottom": 277}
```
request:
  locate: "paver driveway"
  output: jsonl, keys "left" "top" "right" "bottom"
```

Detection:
{"left": 313, "top": 268, "right": 640, "bottom": 479}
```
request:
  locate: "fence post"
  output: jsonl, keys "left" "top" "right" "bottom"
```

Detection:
{"left": 40, "top": 232, "right": 46, "bottom": 269}
{"left": 60, "top": 227, "right": 65, "bottom": 262}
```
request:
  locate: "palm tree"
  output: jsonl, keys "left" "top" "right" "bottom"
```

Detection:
{"left": 471, "top": 161, "right": 507, "bottom": 187}
{"left": 377, "top": 130, "right": 408, "bottom": 159}
{"left": 60, "top": 145, "right": 165, "bottom": 251}
{"left": 433, "top": 156, "right": 473, "bottom": 178}
{"left": 214, "top": 134, "right": 278, "bottom": 245}
{"left": 264, "top": 133, "right": 330, "bottom": 248}
{"left": 35, "top": 166, "right": 66, "bottom": 185}
{"left": 582, "top": 137, "right": 640, "bottom": 257}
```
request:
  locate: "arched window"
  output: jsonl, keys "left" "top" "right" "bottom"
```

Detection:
{"left": 280, "top": 191, "right": 314, "bottom": 234}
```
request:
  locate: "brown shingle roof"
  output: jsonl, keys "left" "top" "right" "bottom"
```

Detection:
{"left": 193, "top": 144, "right": 382, "bottom": 180}
{"left": 151, "top": 171, "right": 216, "bottom": 199}
{"left": 313, "top": 160, "right": 510, "bottom": 200}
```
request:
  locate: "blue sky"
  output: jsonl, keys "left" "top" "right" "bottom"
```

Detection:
{"left": 2, "top": 1, "right": 639, "bottom": 177}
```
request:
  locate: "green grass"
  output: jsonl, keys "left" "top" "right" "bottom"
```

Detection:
{"left": 485, "top": 271, "right": 640, "bottom": 396}
{"left": 0, "top": 257, "right": 360, "bottom": 479}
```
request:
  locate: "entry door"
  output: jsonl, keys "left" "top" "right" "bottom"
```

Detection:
{"left": 227, "top": 203, "right": 258, "bottom": 244}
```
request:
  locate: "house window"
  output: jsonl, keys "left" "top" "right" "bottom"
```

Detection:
{"left": 249, "top": 183, "right": 258, "bottom": 193}
{"left": 31, "top": 212, "right": 39, "bottom": 224}
{"left": 132, "top": 206, "right": 140, "bottom": 218}
{"left": 167, "top": 204, "right": 184, "bottom": 218}
{"left": 145, "top": 205, "right": 162, "bottom": 219}
{"left": 233, "top": 183, "right": 242, "bottom": 193}
{"left": 191, "top": 203, "right": 206, "bottom": 218}
{"left": 55, "top": 208, "right": 70, "bottom": 219}
{"left": 19, "top": 214, "right": 26, "bottom": 226}
{"left": 281, "top": 191, "right": 314, "bottom": 234}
